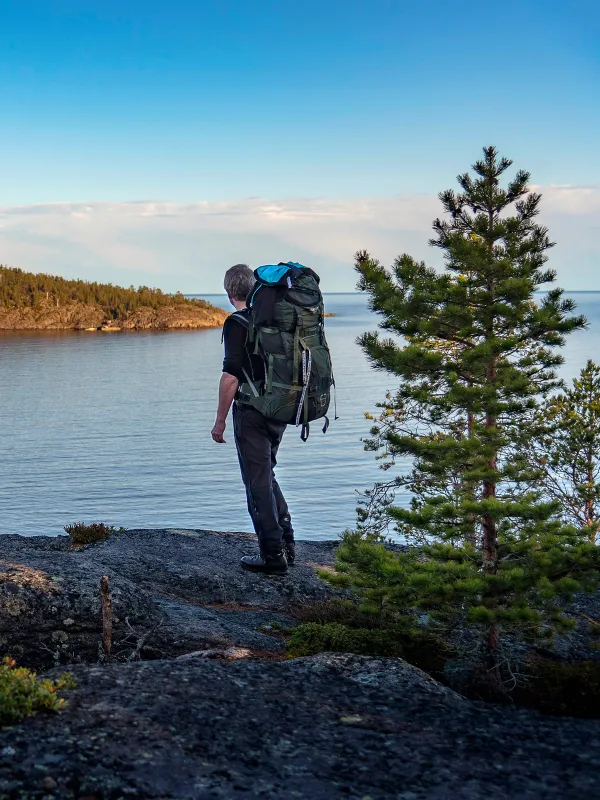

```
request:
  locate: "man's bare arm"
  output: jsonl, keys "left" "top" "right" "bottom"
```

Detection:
{"left": 211, "top": 372, "right": 239, "bottom": 443}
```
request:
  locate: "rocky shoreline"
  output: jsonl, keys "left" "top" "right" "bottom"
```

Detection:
{"left": 1, "top": 529, "right": 599, "bottom": 799}
{"left": 0, "top": 302, "right": 228, "bottom": 331}
{"left": 0, "top": 530, "right": 341, "bottom": 669}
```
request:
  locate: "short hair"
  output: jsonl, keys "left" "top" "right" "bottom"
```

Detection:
{"left": 224, "top": 263, "right": 255, "bottom": 302}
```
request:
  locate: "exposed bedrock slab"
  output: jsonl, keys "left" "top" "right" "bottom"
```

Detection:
{"left": 2, "top": 530, "right": 600, "bottom": 798}
{"left": 2, "top": 528, "right": 599, "bottom": 670}
{"left": 1, "top": 654, "right": 599, "bottom": 799}
{"left": 0, "top": 529, "right": 339, "bottom": 667}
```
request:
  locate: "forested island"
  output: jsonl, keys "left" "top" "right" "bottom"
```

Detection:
{"left": 0, "top": 266, "right": 228, "bottom": 330}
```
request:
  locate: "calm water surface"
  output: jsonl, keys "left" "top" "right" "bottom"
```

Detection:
{"left": 0, "top": 292, "right": 599, "bottom": 538}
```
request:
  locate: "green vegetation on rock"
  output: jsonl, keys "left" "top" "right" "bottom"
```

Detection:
{"left": 288, "top": 622, "right": 407, "bottom": 658}
{"left": 287, "top": 599, "right": 451, "bottom": 674}
{"left": 64, "top": 521, "right": 123, "bottom": 545}
{"left": 287, "top": 622, "right": 449, "bottom": 673}
{"left": 0, "top": 657, "right": 75, "bottom": 726}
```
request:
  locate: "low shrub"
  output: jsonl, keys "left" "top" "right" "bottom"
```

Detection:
{"left": 288, "top": 599, "right": 452, "bottom": 674}
{"left": 292, "top": 599, "right": 388, "bottom": 629}
{"left": 0, "top": 657, "right": 75, "bottom": 726}
{"left": 287, "top": 620, "right": 450, "bottom": 674}
{"left": 288, "top": 622, "right": 404, "bottom": 658}
{"left": 64, "top": 521, "right": 122, "bottom": 545}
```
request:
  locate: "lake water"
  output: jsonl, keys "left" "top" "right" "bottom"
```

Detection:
{"left": 1, "top": 292, "right": 599, "bottom": 539}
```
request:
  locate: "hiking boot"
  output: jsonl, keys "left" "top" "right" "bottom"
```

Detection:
{"left": 241, "top": 548, "right": 288, "bottom": 575}
{"left": 283, "top": 539, "right": 296, "bottom": 566}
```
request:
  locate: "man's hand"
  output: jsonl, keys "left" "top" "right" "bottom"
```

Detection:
{"left": 211, "top": 418, "right": 227, "bottom": 444}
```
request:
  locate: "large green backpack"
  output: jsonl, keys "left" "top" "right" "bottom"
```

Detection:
{"left": 233, "top": 262, "right": 335, "bottom": 441}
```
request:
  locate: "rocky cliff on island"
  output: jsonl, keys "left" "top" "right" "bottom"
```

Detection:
{"left": 1, "top": 528, "right": 599, "bottom": 799}
{"left": 0, "top": 266, "right": 228, "bottom": 330}
{"left": 0, "top": 299, "right": 228, "bottom": 331}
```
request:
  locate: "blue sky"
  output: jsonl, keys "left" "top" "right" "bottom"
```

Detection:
{"left": 0, "top": 0, "right": 598, "bottom": 290}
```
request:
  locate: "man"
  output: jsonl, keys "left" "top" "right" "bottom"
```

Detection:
{"left": 211, "top": 263, "right": 294, "bottom": 574}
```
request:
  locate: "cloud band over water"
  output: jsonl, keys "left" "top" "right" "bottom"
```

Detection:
{"left": 0, "top": 186, "right": 598, "bottom": 293}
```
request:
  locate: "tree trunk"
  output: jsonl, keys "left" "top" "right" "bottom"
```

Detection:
{"left": 486, "top": 622, "right": 503, "bottom": 692}
{"left": 464, "top": 410, "right": 477, "bottom": 547}
{"left": 585, "top": 444, "right": 597, "bottom": 543}
{"left": 482, "top": 209, "right": 499, "bottom": 665}
{"left": 482, "top": 204, "right": 498, "bottom": 575}
{"left": 482, "top": 363, "right": 498, "bottom": 573}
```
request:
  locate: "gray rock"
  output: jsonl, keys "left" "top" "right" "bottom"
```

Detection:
{"left": 1, "top": 530, "right": 600, "bottom": 798}
{"left": 1, "top": 655, "right": 598, "bottom": 799}
{"left": 153, "top": 596, "right": 286, "bottom": 653}
{"left": 0, "top": 528, "right": 340, "bottom": 667}
{"left": 293, "top": 652, "right": 464, "bottom": 702}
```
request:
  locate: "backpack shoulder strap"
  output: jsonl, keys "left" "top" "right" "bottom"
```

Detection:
{"left": 226, "top": 312, "right": 263, "bottom": 401}
{"left": 230, "top": 311, "right": 249, "bottom": 329}
{"left": 222, "top": 310, "right": 250, "bottom": 343}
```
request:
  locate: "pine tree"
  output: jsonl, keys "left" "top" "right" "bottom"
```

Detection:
{"left": 338, "top": 147, "right": 600, "bottom": 685}
{"left": 529, "top": 361, "right": 600, "bottom": 543}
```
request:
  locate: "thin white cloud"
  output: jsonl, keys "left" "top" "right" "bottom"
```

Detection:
{"left": 531, "top": 184, "right": 600, "bottom": 215}
{"left": 0, "top": 187, "right": 598, "bottom": 292}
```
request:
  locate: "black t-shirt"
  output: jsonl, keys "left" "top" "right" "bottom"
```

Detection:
{"left": 222, "top": 309, "right": 264, "bottom": 384}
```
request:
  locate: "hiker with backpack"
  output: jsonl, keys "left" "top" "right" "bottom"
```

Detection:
{"left": 211, "top": 262, "right": 334, "bottom": 575}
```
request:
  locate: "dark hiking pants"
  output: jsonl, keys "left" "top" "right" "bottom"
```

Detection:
{"left": 233, "top": 402, "right": 294, "bottom": 552}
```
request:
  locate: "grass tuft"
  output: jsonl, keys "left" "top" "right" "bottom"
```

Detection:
{"left": 64, "top": 521, "right": 123, "bottom": 545}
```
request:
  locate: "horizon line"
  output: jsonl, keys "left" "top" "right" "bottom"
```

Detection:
{"left": 189, "top": 290, "right": 600, "bottom": 296}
